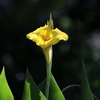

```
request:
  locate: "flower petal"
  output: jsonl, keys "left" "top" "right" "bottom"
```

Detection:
{"left": 26, "top": 25, "right": 51, "bottom": 42}
{"left": 26, "top": 32, "right": 38, "bottom": 42}
{"left": 26, "top": 27, "right": 42, "bottom": 42}
{"left": 52, "top": 28, "right": 68, "bottom": 45}
{"left": 35, "top": 36, "right": 52, "bottom": 48}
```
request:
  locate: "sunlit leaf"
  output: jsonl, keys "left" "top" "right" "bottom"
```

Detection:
{"left": 81, "top": 61, "right": 94, "bottom": 100}
{"left": 39, "top": 74, "right": 66, "bottom": 100}
{"left": 0, "top": 67, "right": 14, "bottom": 100}
{"left": 39, "top": 91, "right": 47, "bottom": 100}
{"left": 22, "top": 69, "right": 46, "bottom": 100}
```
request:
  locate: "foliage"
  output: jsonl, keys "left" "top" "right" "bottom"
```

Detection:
{"left": 0, "top": 67, "right": 14, "bottom": 100}
{"left": 0, "top": 63, "right": 96, "bottom": 100}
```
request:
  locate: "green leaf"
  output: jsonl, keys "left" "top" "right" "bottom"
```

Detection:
{"left": 81, "top": 61, "right": 94, "bottom": 100}
{"left": 21, "top": 80, "right": 31, "bottom": 100}
{"left": 39, "top": 74, "right": 66, "bottom": 100}
{"left": 39, "top": 91, "right": 47, "bottom": 100}
{"left": 21, "top": 69, "right": 46, "bottom": 100}
{"left": 0, "top": 67, "right": 14, "bottom": 100}
{"left": 38, "top": 79, "right": 46, "bottom": 96}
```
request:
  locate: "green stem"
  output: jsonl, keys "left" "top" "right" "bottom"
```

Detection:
{"left": 45, "top": 47, "right": 52, "bottom": 100}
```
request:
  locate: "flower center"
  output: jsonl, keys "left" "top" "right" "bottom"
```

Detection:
{"left": 40, "top": 30, "right": 52, "bottom": 41}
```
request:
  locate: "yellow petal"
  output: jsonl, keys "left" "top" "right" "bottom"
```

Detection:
{"left": 41, "top": 25, "right": 50, "bottom": 30}
{"left": 43, "top": 39, "right": 53, "bottom": 48}
{"left": 36, "top": 36, "right": 44, "bottom": 46}
{"left": 52, "top": 28, "right": 68, "bottom": 45}
{"left": 26, "top": 25, "right": 48, "bottom": 42}
{"left": 36, "top": 36, "right": 53, "bottom": 48}
{"left": 26, "top": 33, "right": 38, "bottom": 42}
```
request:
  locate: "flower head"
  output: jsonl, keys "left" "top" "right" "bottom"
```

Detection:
{"left": 26, "top": 14, "right": 68, "bottom": 48}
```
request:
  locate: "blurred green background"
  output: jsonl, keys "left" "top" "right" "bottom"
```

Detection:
{"left": 0, "top": 0, "right": 100, "bottom": 100}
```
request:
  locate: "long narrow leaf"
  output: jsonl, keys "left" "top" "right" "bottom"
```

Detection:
{"left": 0, "top": 67, "right": 14, "bottom": 100}
{"left": 39, "top": 91, "right": 47, "bottom": 100}
{"left": 81, "top": 61, "right": 94, "bottom": 100}
{"left": 21, "top": 80, "right": 31, "bottom": 100}
{"left": 39, "top": 74, "right": 66, "bottom": 100}
{"left": 22, "top": 69, "right": 46, "bottom": 100}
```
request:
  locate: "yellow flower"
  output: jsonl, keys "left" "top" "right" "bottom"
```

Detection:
{"left": 26, "top": 17, "right": 68, "bottom": 48}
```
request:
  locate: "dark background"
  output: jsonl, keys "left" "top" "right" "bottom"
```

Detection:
{"left": 0, "top": 0, "right": 100, "bottom": 100}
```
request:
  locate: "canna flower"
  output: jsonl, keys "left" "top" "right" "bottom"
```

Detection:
{"left": 26, "top": 16, "right": 68, "bottom": 48}
{"left": 26, "top": 14, "right": 68, "bottom": 63}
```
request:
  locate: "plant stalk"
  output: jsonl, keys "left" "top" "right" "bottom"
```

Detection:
{"left": 44, "top": 46, "right": 52, "bottom": 100}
